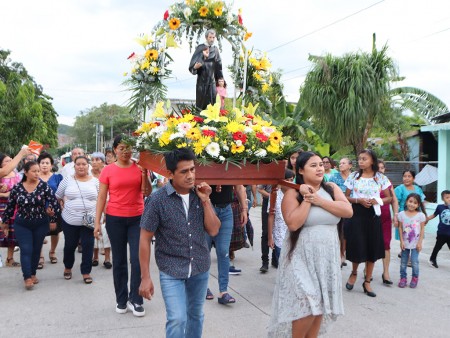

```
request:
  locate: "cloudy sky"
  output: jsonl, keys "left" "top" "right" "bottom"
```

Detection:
{"left": 1, "top": 0, "right": 449, "bottom": 126}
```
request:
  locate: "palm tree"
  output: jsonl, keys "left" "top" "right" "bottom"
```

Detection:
{"left": 299, "top": 35, "right": 449, "bottom": 157}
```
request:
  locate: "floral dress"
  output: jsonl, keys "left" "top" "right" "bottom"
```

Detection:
{"left": 0, "top": 172, "right": 21, "bottom": 247}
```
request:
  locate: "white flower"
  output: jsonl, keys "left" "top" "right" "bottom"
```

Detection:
{"left": 169, "top": 132, "right": 184, "bottom": 140}
{"left": 244, "top": 126, "right": 253, "bottom": 134}
{"left": 235, "top": 140, "right": 242, "bottom": 147}
{"left": 183, "top": 7, "right": 192, "bottom": 19}
{"left": 255, "top": 149, "right": 267, "bottom": 157}
{"left": 227, "top": 13, "right": 233, "bottom": 24}
{"left": 222, "top": 144, "right": 229, "bottom": 151}
{"left": 219, "top": 156, "right": 225, "bottom": 162}
{"left": 205, "top": 142, "right": 220, "bottom": 158}
{"left": 200, "top": 126, "right": 218, "bottom": 131}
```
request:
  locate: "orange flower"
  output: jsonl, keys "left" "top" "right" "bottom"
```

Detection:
{"left": 169, "top": 17, "right": 180, "bottom": 30}
{"left": 244, "top": 32, "right": 252, "bottom": 41}
{"left": 199, "top": 6, "right": 208, "bottom": 17}
{"left": 145, "top": 49, "right": 158, "bottom": 60}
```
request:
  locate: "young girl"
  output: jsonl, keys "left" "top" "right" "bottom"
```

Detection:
{"left": 397, "top": 193, "right": 426, "bottom": 288}
{"left": 216, "top": 78, "right": 227, "bottom": 109}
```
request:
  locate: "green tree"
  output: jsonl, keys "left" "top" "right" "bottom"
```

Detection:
{"left": 71, "top": 103, "right": 138, "bottom": 152}
{"left": 300, "top": 36, "right": 396, "bottom": 157}
{"left": 0, "top": 49, "right": 58, "bottom": 154}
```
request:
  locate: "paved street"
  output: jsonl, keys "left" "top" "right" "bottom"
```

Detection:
{"left": 1, "top": 207, "right": 450, "bottom": 338}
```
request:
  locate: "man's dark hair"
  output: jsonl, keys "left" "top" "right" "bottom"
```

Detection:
{"left": 164, "top": 148, "right": 196, "bottom": 173}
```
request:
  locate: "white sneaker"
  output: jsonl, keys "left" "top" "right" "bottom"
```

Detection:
{"left": 127, "top": 301, "right": 145, "bottom": 317}
{"left": 116, "top": 303, "right": 127, "bottom": 314}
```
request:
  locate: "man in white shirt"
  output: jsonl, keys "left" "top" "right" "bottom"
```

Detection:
{"left": 60, "top": 147, "right": 92, "bottom": 177}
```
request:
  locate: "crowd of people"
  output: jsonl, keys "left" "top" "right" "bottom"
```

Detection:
{"left": 1, "top": 137, "right": 449, "bottom": 337}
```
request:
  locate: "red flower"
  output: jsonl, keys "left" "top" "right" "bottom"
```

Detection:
{"left": 202, "top": 130, "right": 216, "bottom": 137}
{"left": 164, "top": 10, "right": 169, "bottom": 20}
{"left": 154, "top": 121, "right": 160, "bottom": 126}
{"left": 256, "top": 132, "right": 268, "bottom": 142}
{"left": 127, "top": 52, "right": 135, "bottom": 60}
{"left": 246, "top": 114, "right": 254, "bottom": 119}
{"left": 193, "top": 116, "right": 204, "bottom": 123}
{"left": 220, "top": 109, "right": 228, "bottom": 116}
{"left": 181, "top": 108, "right": 191, "bottom": 115}
{"left": 233, "top": 131, "right": 247, "bottom": 144}
{"left": 132, "top": 131, "right": 140, "bottom": 136}
{"left": 238, "top": 14, "right": 243, "bottom": 25}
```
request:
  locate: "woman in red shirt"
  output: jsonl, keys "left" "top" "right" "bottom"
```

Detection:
{"left": 94, "top": 135, "right": 151, "bottom": 316}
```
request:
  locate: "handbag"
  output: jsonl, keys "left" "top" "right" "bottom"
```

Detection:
{"left": 74, "top": 177, "right": 95, "bottom": 230}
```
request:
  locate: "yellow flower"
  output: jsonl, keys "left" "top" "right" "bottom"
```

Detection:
{"left": 165, "top": 33, "right": 179, "bottom": 48}
{"left": 231, "top": 107, "right": 248, "bottom": 124}
{"left": 135, "top": 34, "right": 153, "bottom": 48}
{"left": 231, "top": 143, "right": 245, "bottom": 154}
{"left": 151, "top": 102, "right": 167, "bottom": 118}
{"left": 169, "top": 17, "right": 181, "bottom": 30}
{"left": 123, "top": 72, "right": 128, "bottom": 77}
{"left": 199, "top": 6, "right": 208, "bottom": 17}
{"left": 214, "top": 6, "right": 223, "bottom": 16}
{"left": 199, "top": 136, "right": 211, "bottom": 147}
{"left": 167, "top": 117, "right": 181, "bottom": 127}
{"left": 244, "top": 32, "right": 252, "bottom": 41}
{"left": 177, "top": 142, "right": 188, "bottom": 148}
{"left": 159, "top": 132, "right": 171, "bottom": 146}
{"left": 267, "top": 143, "right": 280, "bottom": 154}
{"left": 258, "top": 56, "right": 271, "bottom": 71}
{"left": 226, "top": 121, "right": 243, "bottom": 133}
{"left": 269, "top": 131, "right": 283, "bottom": 144}
{"left": 200, "top": 96, "right": 228, "bottom": 123}
{"left": 186, "top": 128, "right": 201, "bottom": 140}
{"left": 140, "top": 60, "right": 150, "bottom": 70}
{"left": 145, "top": 49, "right": 159, "bottom": 61}
{"left": 261, "top": 83, "right": 270, "bottom": 92}
{"left": 242, "top": 102, "right": 259, "bottom": 117}
{"left": 192, "top": 141, "right": 205, "bottom": 155}
{"left": 180, "top": 113, "right": 194, "bottom": 122}
{"left": 185, "top": 0, "right": 195, "bottom": 5}
{"left": 253, "top": 72, "right": 263, "bottom": 82}
{"left": 149, "top": 66, "right": 159, "bottom": 75}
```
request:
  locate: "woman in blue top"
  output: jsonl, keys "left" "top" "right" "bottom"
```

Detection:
{"left": 37, "top": 152, "right": 63, "bottom": 268}
{"left": 394, "top": 170, "right": 426, "bottom": 243}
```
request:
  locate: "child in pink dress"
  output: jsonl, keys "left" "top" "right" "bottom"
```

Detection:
{"left": 216, "top": 78, "right": 227, "bottom": 109}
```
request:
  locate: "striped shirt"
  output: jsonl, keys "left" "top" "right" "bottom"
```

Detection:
{"left": 55, "top": 176, "right": 99, "bottom": 226}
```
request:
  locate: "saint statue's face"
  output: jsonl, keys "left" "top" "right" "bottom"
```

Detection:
{"left": 206, "top": 33, "right": 216, "bottom": 46}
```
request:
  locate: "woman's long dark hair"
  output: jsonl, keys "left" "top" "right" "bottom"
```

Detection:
{"left": 21, "top": 161, "right": 38, "bottom": 182}
{"left": 355, "top": 149, "right": 379, "bottom": 180}
{"left": 288, "top": 152, "right": 335, "bottom": 259}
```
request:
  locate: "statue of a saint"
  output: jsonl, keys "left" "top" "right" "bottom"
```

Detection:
{"left": 189, "top": 29, "right": 223, "bottom": 110}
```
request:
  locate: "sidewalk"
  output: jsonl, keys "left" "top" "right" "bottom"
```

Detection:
{"left": 1, "top": 207, "right": 450, "bottom": 337}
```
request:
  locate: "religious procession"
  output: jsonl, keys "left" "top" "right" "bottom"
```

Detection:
{"left": 1, "top": 1, "right": 450, "bottom": 337}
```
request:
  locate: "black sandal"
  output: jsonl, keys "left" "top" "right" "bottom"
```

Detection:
{"left": 346, "top": 271, "right": 357, "bottom": 290}
{"left": 49, "top": 252, "right": 57, "bottom": 264}
{"left": 64, "top": 271, "right": 72, "bottom": 280}
{"left": 362, "top": 280, "right": 376, "bottom": 297}
{"left": 83, "top": 276, "right": 93, "bottom": 284}
{"left": 37, "top": 257, "right": 44, "bottom": 269}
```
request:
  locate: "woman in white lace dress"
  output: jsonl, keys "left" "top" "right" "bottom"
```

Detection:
{"left": 268, "top": 152, "right": 353, "bottom": 337}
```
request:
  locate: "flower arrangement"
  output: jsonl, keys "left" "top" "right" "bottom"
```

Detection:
{"left": 125, "top": 0, "right": 250, "bottom": 119}
{"left": 132, "top": 97, "right": 297, "bottom": 165}
{"left": 229, "top": 48, "right": 273, "bottom": 103}
{"left": 155, "top": 0, "right": 249, "bottom": 53}
{"left": 124, "top": 33, "right": 177, "bottom": 119}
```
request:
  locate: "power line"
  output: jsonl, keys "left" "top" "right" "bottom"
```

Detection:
{"left": 267, "top": 0, "right": 385, "bottom": 53}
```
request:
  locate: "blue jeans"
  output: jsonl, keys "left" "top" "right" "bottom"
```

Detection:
{"left": 105, "top": 215, "right": 142, "bottom": 306}
{"left": 160, "top": 270, "right": 209, "bottom": 338}
{"left": 274, "top": 245, "right": 281, "bottom": 262}
{"left": 14, "top": 216, "right": 49, "bottom": 280}
{"left": 400, "top": 248, "right": 419, "bottom": 278}
{"left": 62, "top": 220, "right": 94, "bottom": 275}
{"left": 206, "top": 205, "right": 233, "bottom": 293}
